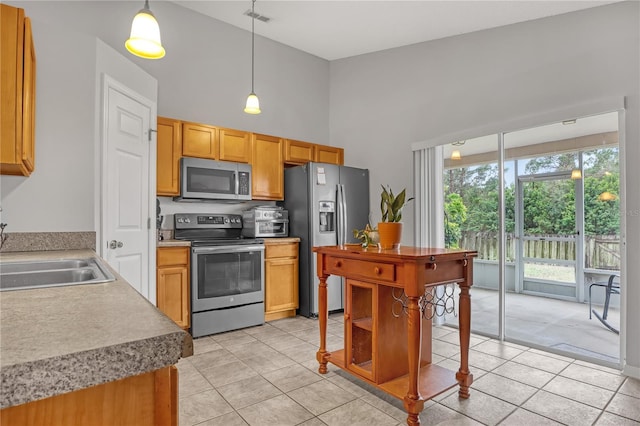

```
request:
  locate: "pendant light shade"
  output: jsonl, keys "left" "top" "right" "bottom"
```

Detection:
{"left": 245, "top": 93, "right": 261, "bottom": 114}
{"left": 451, "top": 150, "right": 461, "bottom": 160}
{"left": 244, "top": 0, "right": 261, "bottom": 114}
{"left": 598, "top": 191, "right": 617, "bottom": 201}
{"left": 125, "top": 0, "right": 165, "bottom": 59}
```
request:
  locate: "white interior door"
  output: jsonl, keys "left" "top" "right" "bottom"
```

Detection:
{"left": 103, "top": 77, "right": 154, "bottom": 301}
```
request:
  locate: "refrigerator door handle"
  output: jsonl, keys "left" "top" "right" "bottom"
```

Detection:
{"left": 341, "top": 183, "right": 348, "bottom": 244}
{"left": 336, "top": 184, "right": 343, "bottom": 245}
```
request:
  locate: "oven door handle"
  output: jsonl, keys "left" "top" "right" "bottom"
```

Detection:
{"left": 192, "top": 245, "right": 265, "bottom": 254}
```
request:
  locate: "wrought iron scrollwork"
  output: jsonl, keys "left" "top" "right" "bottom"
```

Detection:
{"left": 420, "top": 284, "right": 456, "bottom": 320}
{"left": 390, "top": 284, "right": 457, "bottom": 319}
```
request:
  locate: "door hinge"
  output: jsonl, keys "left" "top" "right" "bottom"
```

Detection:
{"left": 148, "top": 128, "right": 157, "bottom": 142}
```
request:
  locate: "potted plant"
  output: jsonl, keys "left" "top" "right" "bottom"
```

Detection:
{"left": 378, "top": 185, "right": 414, "bottom": 249}
{"left": 353, "top": 223, "right": 379, "bottom": 248}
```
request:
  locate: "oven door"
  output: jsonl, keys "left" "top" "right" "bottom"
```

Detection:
{"left": 191, "top": 244, "right": 264, "bottom": 312}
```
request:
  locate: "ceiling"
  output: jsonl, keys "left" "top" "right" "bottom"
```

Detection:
{"left": 174, "top": 0, "right": 621, "bottom": 61}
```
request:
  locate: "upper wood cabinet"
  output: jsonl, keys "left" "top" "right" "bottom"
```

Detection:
{"left": 251, "top": 133, "right": 284, "bottom": 200}
{"left": 156, "top": 117, "right": 182, "bottom": 196}
{"left": 315, "top": 144, "right": 344, "bottom": 165}
{"left": 219, "top": 127, "right": 251, "bottom": 163}
{"left": 284, "top": 139, "right": 315, "bottom": 166}
{"left": 182, "top": 121, "right": 218, "bottom": 159}
{"left": 1, "top": 4, "right": 36, "bottom": 176}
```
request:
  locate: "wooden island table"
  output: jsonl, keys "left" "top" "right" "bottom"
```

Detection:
{"left": 313, "top": 245, "right": 477, "bottom": 426}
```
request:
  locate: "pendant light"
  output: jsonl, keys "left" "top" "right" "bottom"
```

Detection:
{"left": 125, "top": 0, "right": 165, "bottom": 60}
{"left": 571, "top": 169, "right": 582, "bottom": 180}
{"left": 451, "top": 140, "right": 465, "bottom": 160}
{"left": 244, "top": 0, "right": 261, "bottom": 114}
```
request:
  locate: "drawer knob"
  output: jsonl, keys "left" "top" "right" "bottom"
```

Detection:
{"left": 374, "top": 267, "right": 381, "bottom": 275}
{"left": 335, "top": 261, "right": 342, "bottom": 267}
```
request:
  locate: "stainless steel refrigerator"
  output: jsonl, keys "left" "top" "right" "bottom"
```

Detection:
{"left": 283, "top": 162, "right": 370, "bottom": 317}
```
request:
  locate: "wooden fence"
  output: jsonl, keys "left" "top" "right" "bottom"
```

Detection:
{"left": 459, "top": 232, "right": 620, "bottom": 270}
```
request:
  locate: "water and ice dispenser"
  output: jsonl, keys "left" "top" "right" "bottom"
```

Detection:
{"left": 318, "top": 201, "right": 335, "bottom": 232}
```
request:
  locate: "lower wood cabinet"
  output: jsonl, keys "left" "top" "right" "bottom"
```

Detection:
{"left": 156, "top": 247, "right": 190, "bottom": 330}
{"left": 345, "top": 278, "right": 431, "bottom": 384}
{"left": 264, "top": 240, "right": 299, "bottom": 321}
{"left": 0, "top": 366, "right": 178, "bottom": 426}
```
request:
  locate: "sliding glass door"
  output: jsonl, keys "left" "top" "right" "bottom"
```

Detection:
{"left": 439, "top": 111, "right": 621, "bottom": 366}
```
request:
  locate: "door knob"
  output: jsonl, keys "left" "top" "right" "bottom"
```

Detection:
{"left": 109, "top": 240, "right": 124, "bottom": 249}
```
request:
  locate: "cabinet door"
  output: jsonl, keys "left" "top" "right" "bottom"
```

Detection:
{"left": 21, "top": 16, "right": 35, "bottom": 173}
{"left": 284, "top": 139, "right": 315, "bottom": 165}
{"left": 156, "top": 117, "right": 182, "bottom": 196}
{"left": 156, "top": 247, "right": 190, "bottom": 329}
{"left": 157, "top": 266, "right": 190, "bottom": 329}
{"left": 251, "top": 133, "right": 284, "bottom": 200}
{"left": 265, "top": 257, "right": 299, "bottom": 313}
{"left": 219, "top": 128, "right": 251, "bottom": 163}
{"left": 315, "top": 145, "right": 344, "bottom": 165}
{"left": 0, "top": 4, "right": 34, "bottom": 176}
{"left": 182, "top": 122, "right": 217, "bottom": 159}
{"left": 345, "top": 279, "right": 375, "bottom": 381}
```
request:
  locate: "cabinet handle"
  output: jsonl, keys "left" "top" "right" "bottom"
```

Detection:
{"left": 335, "top": 261, "right": 342, "bottom": 267}
{"left": 374, "top": 267, "right": 381, "bottom": 275}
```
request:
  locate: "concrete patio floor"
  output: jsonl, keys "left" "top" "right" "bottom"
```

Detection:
{"left": 444, "top": 287, "right": 621, "bottom": 366}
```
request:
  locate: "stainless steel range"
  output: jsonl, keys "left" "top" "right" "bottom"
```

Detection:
{"left": 174, "top": 213, "right": 265, "bottom": 338}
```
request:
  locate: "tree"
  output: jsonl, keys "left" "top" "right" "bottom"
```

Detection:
{"left": 444, "top": 193, "right": 467, "bottom": 248}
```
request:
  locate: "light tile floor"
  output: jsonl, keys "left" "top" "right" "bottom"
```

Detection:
{"left": 178, "top": 315, "right": 640, "bottom": 426}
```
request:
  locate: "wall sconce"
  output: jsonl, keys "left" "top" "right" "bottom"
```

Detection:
{"left": 571, "top": 169, "right": 582, "bottom": 180}
{"left": 125, "top": 0, "right": 165, "bottom": 59}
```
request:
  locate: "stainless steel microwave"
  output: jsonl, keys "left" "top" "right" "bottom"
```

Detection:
{"left": 174, "top": 157, "right": 252, "bottom": 201}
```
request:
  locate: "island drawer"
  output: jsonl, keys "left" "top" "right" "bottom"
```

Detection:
{"left": 325, "top": 256, "right": 396, "bottom": 282}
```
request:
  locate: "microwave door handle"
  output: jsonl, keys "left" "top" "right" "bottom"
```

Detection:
{"left": 234, "top": 172, "right": 239, "bottom": 195}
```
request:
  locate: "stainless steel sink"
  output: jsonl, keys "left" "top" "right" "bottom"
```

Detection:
{"left": 1, "top": 259, "right": 90, "bottom": 274}
{"left": 0, "top": 258, "right": 116, "bottom": 291}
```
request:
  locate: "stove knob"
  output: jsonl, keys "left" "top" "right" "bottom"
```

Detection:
{"left": 184, "top": 218, "right": 191, "bottom": 223}
{"left": 177, "top": 218, "right": 183, "bottom": 223}
{"left": 235, "top": 218, "right": 241, "bottom": 223}
{"left": 224, "top": 218, "right": 230, "bottom": 223}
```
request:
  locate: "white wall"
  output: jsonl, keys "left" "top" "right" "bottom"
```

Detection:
{"left": 329, "top": 2, "right": 640, "bottom": 376}
{"left": 6, "top": 1, "right": 330, "bottom": 143}
{"left": 1, "top": 0, "right": 330, "bottom": 233}
{"left": 0, "top": 19, "right": 96, "bottom": 232}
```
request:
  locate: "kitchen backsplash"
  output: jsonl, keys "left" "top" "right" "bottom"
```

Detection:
{"left": 0, "top": 232, "right": 96, "bottom": 253}
{"left": 156, "top": 197, "right": 276, "bottom": 230}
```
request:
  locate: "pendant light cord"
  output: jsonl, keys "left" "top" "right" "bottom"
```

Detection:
{"left": 251, "top": 0, "right": 256, "bottom": 93}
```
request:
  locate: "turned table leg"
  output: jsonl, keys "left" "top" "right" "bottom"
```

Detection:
{"left": 403, "top": 295, "right": 425, "bottom": 425}
{"left": 316, "top": 274, "right": 329, "bottom": 374}
{"left": 456, "top": 262, "right": 474, "bottom": 398}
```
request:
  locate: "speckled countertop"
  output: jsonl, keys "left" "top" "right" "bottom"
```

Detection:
{"left": 0, "top": 249, "right": 193, "bottom": 409}
{"left": 263, "top": 237, "right": 301, "bottom": 244}
{"left": 157, "top": 238, "right": 191, "bottom": 248}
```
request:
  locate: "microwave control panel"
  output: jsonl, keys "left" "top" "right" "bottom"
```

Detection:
{"left": 238, "top": 172, "right": 250, "bottom": 196}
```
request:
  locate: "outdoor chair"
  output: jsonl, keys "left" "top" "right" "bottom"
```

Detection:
{"left": 588, "top": 273, "right": 620, "bottom": 334}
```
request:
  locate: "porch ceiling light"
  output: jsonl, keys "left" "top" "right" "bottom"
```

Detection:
{"left": 597, "top": 191, "right": 617, "bottom": 201}
{"left": 571, "top": 169, "right": 582, "bottom": 180}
